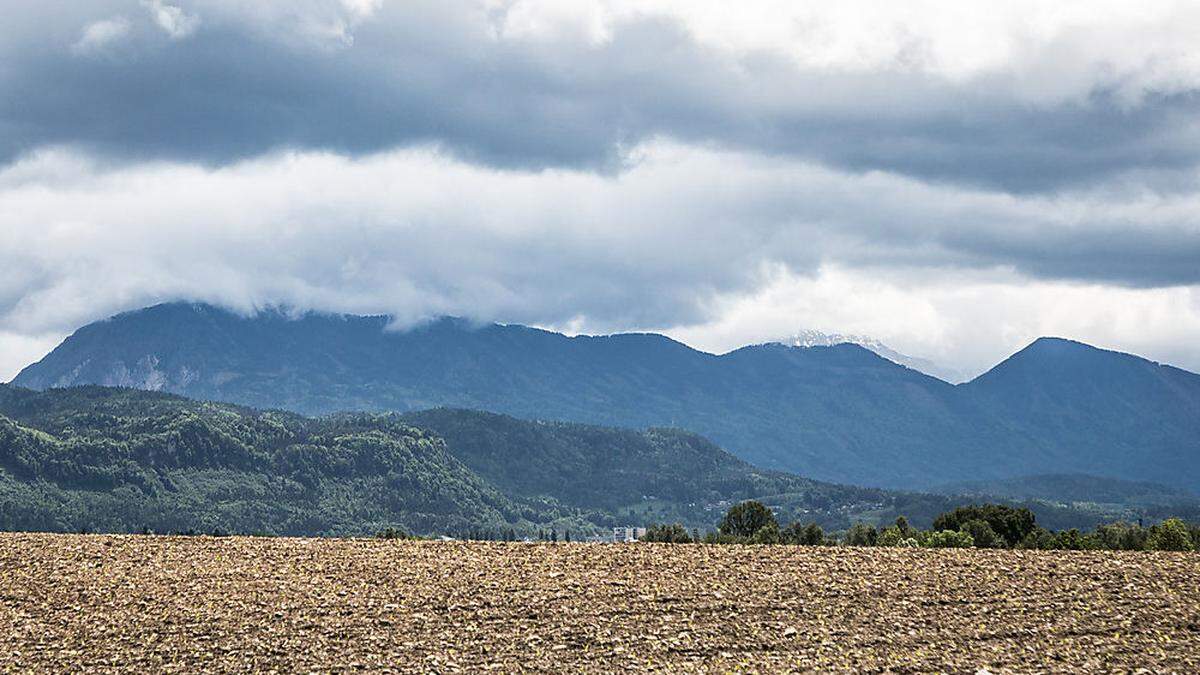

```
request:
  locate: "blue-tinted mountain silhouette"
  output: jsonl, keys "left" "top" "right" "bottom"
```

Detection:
{"left": 13, "top": 303, "right": 1200, "bottom": 491}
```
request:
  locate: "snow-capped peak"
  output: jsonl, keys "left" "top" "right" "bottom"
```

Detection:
{"left": 770, "top": 329, "right": 966, "bottom": 383}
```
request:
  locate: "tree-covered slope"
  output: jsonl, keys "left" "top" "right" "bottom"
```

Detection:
{"left": 0, "top": 385, "right": 1184, "bottom": 535}
{"left": 931, "top": 473, "right": 1198, "bottom": 507}
{"left": 0, "top": 385, "right": 532, "bottom": 536}
{"left": 12, "top": 304, "right": 1200, "bottom": 492}
{"left": 400, "top": 408, "right": 874, "bottom": 519}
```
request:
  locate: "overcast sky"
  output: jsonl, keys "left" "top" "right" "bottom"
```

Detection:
{"left": 3, "top": 0, "right": 1200, "bottom": 381}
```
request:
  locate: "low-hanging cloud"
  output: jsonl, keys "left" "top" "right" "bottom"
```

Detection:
{"left": 1, "top": 142, "right": 1199, "bottom": 379}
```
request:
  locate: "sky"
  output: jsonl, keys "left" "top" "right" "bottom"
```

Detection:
{"left": 2, "top": 0, "right": 1200, "bottom": 381}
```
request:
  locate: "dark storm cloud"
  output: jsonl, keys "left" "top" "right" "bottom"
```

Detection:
{"left": 3, "top": 1, "right": 1200, "bottom": 192}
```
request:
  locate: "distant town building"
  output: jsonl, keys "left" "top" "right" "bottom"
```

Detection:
{"left": 613, "top": 526, "right": 647, "bottom": 543}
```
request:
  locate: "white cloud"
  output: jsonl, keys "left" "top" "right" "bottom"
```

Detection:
{"left": 662, "top": 266, "right": 1200, "bottom": 379}
{"left": 71, "top": 16, "right": 132, "bottom": 55}
{"left": 141, "top": 0, "right": 200, "bottom": 40}
{"left": 1, "top": 143, "right": 1198, "bottom": 380}
{"left": 6, "top": 2, "right": 1200, "bottom": 381}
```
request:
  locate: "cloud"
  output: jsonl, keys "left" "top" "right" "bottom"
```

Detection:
{"left": 4, "top": 2, "right": 1200, "bottom": 380}
{"left": 1, "top": 143, "right": 1198, "bottom": 380}
{"left": 141, "top": 0, "right": 200, "bottom": 39}
{"left": 71, "top": 16, "right": 132, "bottom": 55}
{"left": 3, "top": 1, "right": 1200, "bottom": 191}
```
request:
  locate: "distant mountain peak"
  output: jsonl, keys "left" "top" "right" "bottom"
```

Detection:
{"left": 770, "top": 329, "right": 966, "bottom": 383}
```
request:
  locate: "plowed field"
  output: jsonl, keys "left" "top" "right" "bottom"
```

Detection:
{"left": 1, "top": 533, "right": 1198, "bottom": 672}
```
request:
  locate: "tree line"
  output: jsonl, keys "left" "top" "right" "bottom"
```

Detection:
{"left": 641, "top": 500, "right": 1198, "bottom": 552}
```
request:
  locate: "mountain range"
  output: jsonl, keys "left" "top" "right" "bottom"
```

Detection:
{"left": 12, "top": 302, "right": 1200, "bottom": 492}
{"left": 2, "top": 383, "right": 1184, "bottom": 536}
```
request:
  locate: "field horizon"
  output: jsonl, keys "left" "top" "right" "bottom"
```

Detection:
{"left": 2, "top": 533, "right": 1197, "bottom": 672}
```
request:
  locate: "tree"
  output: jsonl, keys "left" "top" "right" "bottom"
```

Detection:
{"left": 1055, "top": 528, "right": 1090, "bottom": 550}
{"left": 1016, "top": 527, "right": 1058, "bottom": 550}
{"left": 642, "top": 523, "right": 693, "bottom": 543}
{"left": 845, "top": 522, "right": 878, "bottom": 547}
{"left": 893, "top": 516, "right": 911, "bottom": 535}
{"left": 718, "top": 501, "right": 778, "bottom": 538}
{"left": 1148, "top": 518, "right": 1194, "bottom": 552}
{"left": 932, "top": 504, "right": 1035, "bottom": 548}
{"left": 923, "top": 530, "right": 974, "bottom": 548}
{"left": 877, "top": 525, "right": 904, "bottom": 547}
{"left": 958, "top": 519, "right": 1000, "bottom": 549}
{"left": 750, "top": 522, "right": 782, "bottom": 544}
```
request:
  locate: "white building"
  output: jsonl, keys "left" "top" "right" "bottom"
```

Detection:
{"left": 613, "top": 526, "right": 647, "bottom": 543}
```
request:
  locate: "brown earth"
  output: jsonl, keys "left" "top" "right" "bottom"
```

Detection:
{"left": 1, "top": 533, "right": 1198, "bottom": 673}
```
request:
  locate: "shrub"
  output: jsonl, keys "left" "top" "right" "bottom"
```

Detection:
{"left": 642, "top": 523, "right": 693, "bottom": 543}
{"left": 1147, "top": 518, "right": 1194, "bottom": 552}
{"left": 376, "top": 526, "right": 409, "bottom": 540}
{"left": 718, "top": 501, "right": 778, "bottom": 538}
{"left": 922, "top": 530, "right": 974, "bottom": 549}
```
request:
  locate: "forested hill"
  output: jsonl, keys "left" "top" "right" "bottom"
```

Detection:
{"left": 401, "top": 408, "right": 851, "bottom": 515}
{"left": 0, "top": 385, "right": 889, "bottom": 535}
{"left": 14, "top": 303, "right": 1200, "bottom": 491}
{"left": 0, "top": 385, "right": 525, "bottom": 536}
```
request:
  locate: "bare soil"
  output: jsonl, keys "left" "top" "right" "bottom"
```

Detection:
{"left": 1, "top": 533, "right": 1198, "bottom": 672}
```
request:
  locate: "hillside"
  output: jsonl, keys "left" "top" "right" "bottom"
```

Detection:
{"left": 0, "top": 384, "right": 903, "bottom": 534}
{"left": 0, "top": 385, "right": 530, "bottom": 536}
{"left": 932, "top": 473, "right": 1197, "bottom": 506}
{"left": 12, "top": 303, "right": 1200, "bottom": 491}
{"left": 400, "top": 408, "right": 888, "bottom": 526}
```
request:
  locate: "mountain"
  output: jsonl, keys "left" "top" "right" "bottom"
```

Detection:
{"left": 0, "top": 383, "right": 1164, "bottom": 535}
{"left": 775, "top": 329, "right": 966, "bottom": 383}
{"left": 13, "top": 303, "right": 1200, "bottom": 492}
{"left": 962, "top": 338, "right": 1200, "bottom": 491}
{"left": 0, "top": 383, "right": 965, "bottom": 535}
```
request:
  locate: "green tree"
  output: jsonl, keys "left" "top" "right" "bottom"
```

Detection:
{"left": 932, "top": 504, "right": 1035, "bottom": 548}
{"left": 1147, "top": 518, "right": 1194, "bottom": 551}
{"left": 749, "top": 522, "right": 781, "bottom": 544}
{"left": 877, "top": 525, "right": 904, "bottom": 547}
{"left": 642, "top": 522, "right": 693, "bottom": 543}
{"left": 959, "top": 519, "right": 1000, "bottom": 548}
{"left": 923, "top": 530, "right": 974, "bottom": 548}
{"left": 718, "top": 501, "right": 778, "bottom": 538}
{"left": 845, "top": 522, "right": 878, "bottom": 547}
